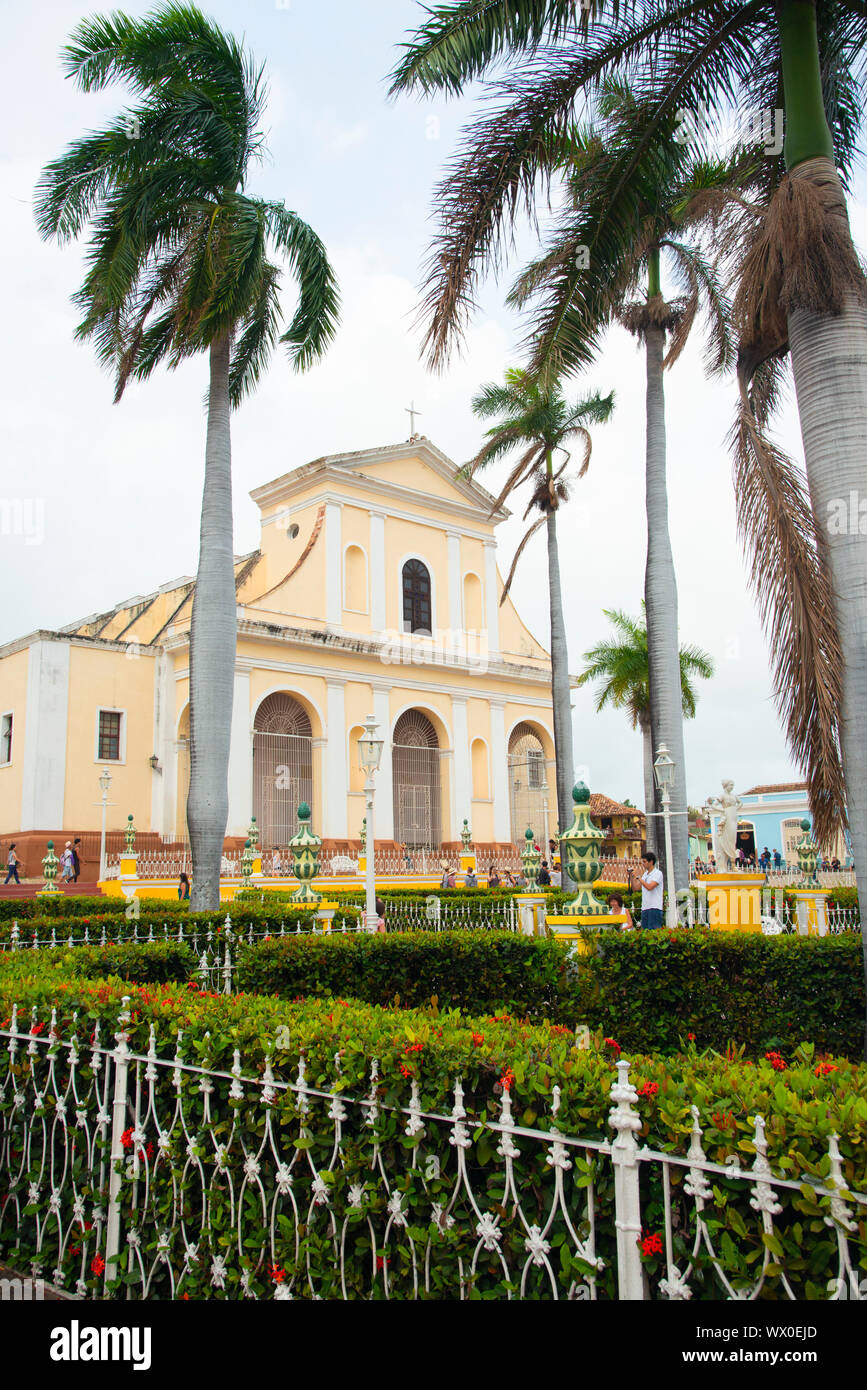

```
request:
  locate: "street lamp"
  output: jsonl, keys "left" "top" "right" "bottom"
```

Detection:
{"left": 358, "top": 715, "right": 384, "bottom": 932}
{"left": 97, "top": 766, "right": 113, "bottom": 884}
{"left": 653, "top": 745, "right": 678, "bottom": 928}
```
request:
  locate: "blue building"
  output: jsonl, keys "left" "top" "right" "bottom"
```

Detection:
{"left": 704, "top": 782, "right": 850, "bottom": 868}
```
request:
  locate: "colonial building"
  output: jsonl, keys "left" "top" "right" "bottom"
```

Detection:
{"left": 0, "top": 438, "right": 565, "bottom": 868}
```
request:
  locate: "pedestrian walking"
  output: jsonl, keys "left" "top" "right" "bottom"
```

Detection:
{"left": 178, "top": 872, "right": 191, "bottom": 901}
{"left": 60, "top": 842, "right": 75, "bottom": 883}
{"left": 375, "top": 896, "right": 387, "bottom": 934}
{"left": 464, "top": 865, "right": 478, "bottom": 888}
{"left": 638, "top": 853, "right": 664, "bottom": 930}
{"left": 537, "top": 860, "right": 551, "bottom": 886}
{"left": 4, "top": 843, "right": 20, "bottom": 885}
{"left": 488, "top": 865, "right": 501, "bottom": 889}
{"left": 72, "top": 838, "right": 82, "bottom": 882}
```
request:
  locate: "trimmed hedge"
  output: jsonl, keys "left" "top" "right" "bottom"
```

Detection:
{"left": 236, "top": 930, "right": 566, "bottom": 1018}
{"left": 0, "top": 956, "right": 865, "bottom": 1300}
{"left": 234, "top": 928, "right": 865, "bottom": 1059}
{"left": 0, "top": 904, "right": 362, "bottom": 944}
{"left": 575, "top": 929, "right": 865, "bottom": 1059}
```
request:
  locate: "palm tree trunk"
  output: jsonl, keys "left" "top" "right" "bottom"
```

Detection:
{"left": 187, "top": 333, "right": 236, "bottom": 910}
{"left": 777, "top": 0, "right": 867, "bottom": 1055}
{"left": 545, "top": 499, "right": 575, "bottom": 832}
{"left": 644, "top": 317, "right": 689, "bottom": 897}
{"left": 639, "top": 713, "right": 658, "bottom": 857}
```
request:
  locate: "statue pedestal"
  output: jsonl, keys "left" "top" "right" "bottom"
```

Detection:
{"left": 546, "top": 913, "right": 628, "bottom": 954}
{"left": 459, "top": 853, "right": 476, "bottom": 874}
{"left": 702, "top": 873, "right": 764, "bottom": 932}
{"left": 119, "top": 854, "right": 138, "bottom": 882}
{"left": 515, "top": 893, "right": 547, "bottom": 936}
{"left": 357, "top": 855, "right": 366, "bottom": 875}
{"left": 789, "top": 888, "right": 830, "bottom": 936}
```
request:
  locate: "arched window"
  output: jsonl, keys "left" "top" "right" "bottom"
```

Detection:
{"left": 253, "top": 694, "right": 314, "bottom": 847}
{"left": 471, "top": 739, "right": 489, "bottom": 799}
{"left": 344, "top": 545, "right": 368, "bottom": 613}
{"left": 393, "top": 710, "right": 441, "bottom": 848}
{"left": 508, "top": 723, "right": 549, "bottom": 845}
{"left": 402, "top": 559, "right": 432, "bottom": 635}
{"left": 463, "top": 573, "right": 483, "bottom": 631}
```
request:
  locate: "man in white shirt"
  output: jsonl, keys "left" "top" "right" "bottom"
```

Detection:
{"left": 639, "top": 853, "right": 664, "bottom": 930}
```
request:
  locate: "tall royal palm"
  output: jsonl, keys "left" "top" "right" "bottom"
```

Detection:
{"left": 468, "top": 369, "right": 614, "bottom": 830}
{"left": 576, "top": 607, "right": 714, "bottom": 858}
{"left": 36, "top": 5, "right": 339, "bottom": 909}
{"left": 391, "top": 0, "right": 867, "bottom": 1041}
{"left": 510, "top": 83, "right": 744, "bottom": 893}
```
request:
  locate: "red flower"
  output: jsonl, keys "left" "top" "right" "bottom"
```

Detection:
{"left": 687, "top": 1033, "right": 696, "bottom": 1042}
{"left": 375, "top": 1255, "right": 390, "bottom": 1271}
{"left": 641, "top": 1233, "right": 663, "bottom": 1258}
{"left": 269, "top": 1263, "right": 286, "bottom": 1284}
{"left": 764, "top": 1051, "right": 786, "bottom": 1072}
{"left": 30, "top": 1022, "right": 45, "bottom": 1036}
{"left": 399, "top": 1064, "right": 412, "bottom": 1078}
{"left": 500, "top": 1067, "right": 515, "bottom": 1092}
{"left": 471, "top": 1033, "right": 484, "bottom": 1047}
{"left": 121, "top": 1127, "right": 135, "bottom": 1151}
{"left": 814, "top": 1062, "right": 839, "bottom": 1077}
{"left": 637, "top": 1082, "right": 659, "bottom": 1098}
{"left": 604, "top": 1037, "right": 621, "bottom": 1054}
{"left": 91, "top": 1254, "right": 105, "bottom": 1276}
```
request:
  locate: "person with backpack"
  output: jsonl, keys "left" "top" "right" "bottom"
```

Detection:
{"left": 4, "top": 843, "right": 20, "bottom": 885}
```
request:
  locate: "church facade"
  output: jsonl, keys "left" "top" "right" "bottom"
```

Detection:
{"left": 0, "top": 438, "right": 558, "bottom": 861}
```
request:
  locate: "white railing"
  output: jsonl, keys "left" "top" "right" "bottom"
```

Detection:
{"left": 690, "top": 864, "right": 856, "bottom": 888}
{"left": 0, "top": 1016, "right": 862, "bottom": 1302}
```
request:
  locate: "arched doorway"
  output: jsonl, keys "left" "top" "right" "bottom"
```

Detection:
{"left": 393, "top": 710, "right": 441, "bottom": 849}
{"left": 508, "top": 723, "right": 548, "bottom": 846}
{"left": 253, "top": 694, "right": 314, "bottom": 847}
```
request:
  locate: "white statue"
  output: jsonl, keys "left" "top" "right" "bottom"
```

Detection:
{"left": 706, "top": 780, "right": 742, "bottom": 869}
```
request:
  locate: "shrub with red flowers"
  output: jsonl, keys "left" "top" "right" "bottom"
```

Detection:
{"left": 641, "top": 1232, "right": 663, "bottom": 1258}
{"left": 90, "top": 1255, "right": 105, "bottom": 1276}
{"left": 764, "top": 1051, "right": 787, "bottom": 1072}
{"left": 637, "top": 1082, "right": 659, "bottom": 1098}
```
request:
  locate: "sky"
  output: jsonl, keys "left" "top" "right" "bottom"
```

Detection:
{"left": 2, "top": 0, "right": 864, "bottom": 810}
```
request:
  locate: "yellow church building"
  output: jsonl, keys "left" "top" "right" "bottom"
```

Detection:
{"left": 0, "top": 437, "right": 562, "bottom": 868}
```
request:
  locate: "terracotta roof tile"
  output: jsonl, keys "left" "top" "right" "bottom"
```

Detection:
{"left": 590, "top": 793, "right": 646, "bottom": 822}
{"left": 742, "top": 783, "right": 807, "bottom": 795}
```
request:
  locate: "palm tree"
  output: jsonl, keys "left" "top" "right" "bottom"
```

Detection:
{"left": 36, "top": 5, "right": 339, "bottom": 910}
{"left": 390, "top": 0, "right": 867, "bottom": 1043}
{"left": 467, "top": 369, "right": 614, "bottom": 831}
{"left": 576, "top": 607, "right": 714, "bottom": 858}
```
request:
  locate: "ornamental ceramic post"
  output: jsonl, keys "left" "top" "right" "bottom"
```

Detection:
{"left": 240, "top": 839, "right": 255, "bottom": 890}
{"left": 558, "top": 784, "right": 608, "bottom": 916}
{"left": 247, "top": 817, "right": 263, "bottom": 878}
{"left": 120, "top": 815, "right": 138, "bottom": 882}
{"left": 521, "top": 827, "right": 541, "bottom": 890}
{"left": 790, "top": 817, "right": 830, "bottom": 935}
{"left": 289, "top": 803, "right": 322, "bottom": 905}
{"left": 39, "top": 841, "right": 61, "bottom": 896}
{"left": 459, "top": 818, "right": 474, "bottom": 874}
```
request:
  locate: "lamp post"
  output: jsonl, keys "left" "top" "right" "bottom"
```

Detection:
{"left": 653, "top": 745, "right": 678, "bottom": 928}
{"left": 97, "top": 767, "right": 113, "bottom": 884}
{"left": 540, "top": 780, "right": 550, "bottom": 857}
{"left": 358, "top": 714, "right": 384, "bottom": 933}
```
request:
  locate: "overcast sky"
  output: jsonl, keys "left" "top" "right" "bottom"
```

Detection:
{"left": 3, "top": 0, "right": 864, "bottom": 809}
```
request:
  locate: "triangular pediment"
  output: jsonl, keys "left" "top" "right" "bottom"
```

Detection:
{"left": 250, "top": 438, "right": 509, "bottom": 523}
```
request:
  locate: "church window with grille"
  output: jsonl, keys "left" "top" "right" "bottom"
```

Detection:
{"left": 402, "top": 559, "right": 432, "bottom": 635}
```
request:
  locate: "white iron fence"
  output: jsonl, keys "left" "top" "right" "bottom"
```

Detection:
{"left": 0, "top": 1011, "right": 862, "bottom": 1301}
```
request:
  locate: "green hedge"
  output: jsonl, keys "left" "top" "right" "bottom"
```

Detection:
{"left": 575, "top": 929, "right": 865, "bottom": 1058}
{"left": 0, "top": 956, "right": 864, "bottom": 1300}
{"left": 233, "top": 928, "right": 865, "bottom": 1059}
{"left": 236, "top": 930, "right": 566, "bottom": 1017}
{"left": 0, "top": 904, "right": 362, "bottom": 944}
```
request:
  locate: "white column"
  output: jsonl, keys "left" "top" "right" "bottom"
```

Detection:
{"left": 451, "top": 697, "right": 472, "bottom": 835}
{"left": 489, "top": 699, "right": 510, "bottom": 842}
{"left": 325, "top": 678, "right": 347, "bottom": 839}
{"left": 227, "top": 668, "right": 252, "bottom": 836}
{"left": 325, "top": 501, "right": 343, "bottom": 629}
{"left": 372, "top": 684, "right": 394, "bottom": 840}
{"left": 447, "top": 530, "right": 462, "bottom": 638}
{"left": 21, "top": 640, "right": 70, "bottom": 831}
{"left": 484, "top": 540, "right": 500, "bottom": 657}
{"left": 370, "top": 511, "right": 386, "bottom": 633}
{"left": 152, "top": 651, "right": 175, "bottom": 836}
